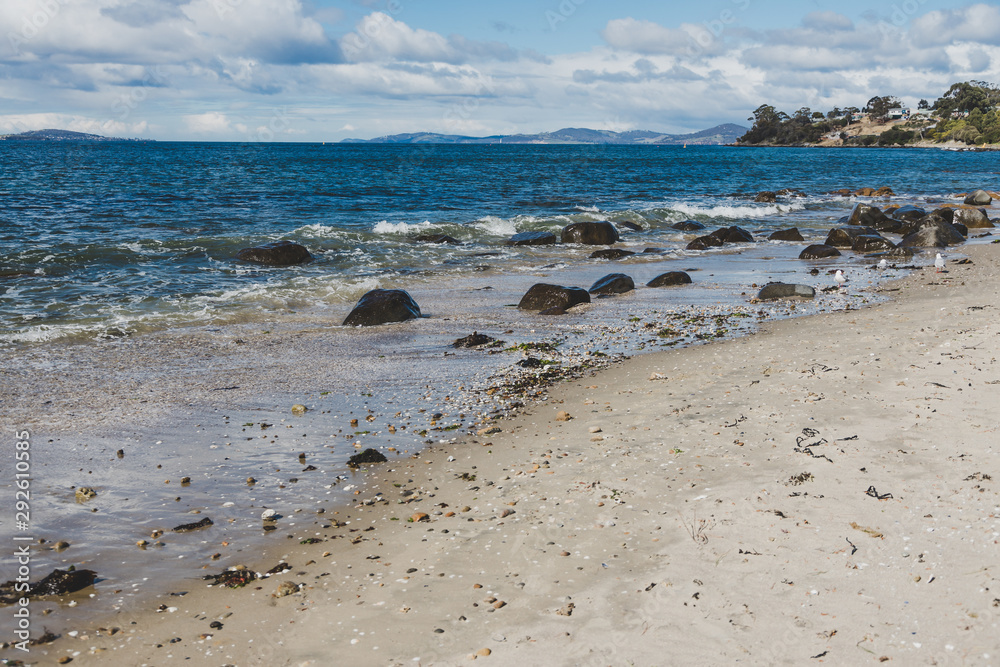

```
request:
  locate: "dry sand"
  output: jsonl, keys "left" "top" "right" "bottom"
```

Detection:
{"left": 13, "top": 243, "right": 1000, "bottom": 666}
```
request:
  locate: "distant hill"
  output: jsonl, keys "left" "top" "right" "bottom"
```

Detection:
{"left": 343, "top": 124, "right": 747, "bottom": 146}
{"left": 0, "top": 129, "right": 144, "bottom": 142}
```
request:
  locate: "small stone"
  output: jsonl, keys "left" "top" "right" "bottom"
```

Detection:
{"left": 555, "top": 411, "right": 572, "bottom": 422}
{"left": 116, "top": 449, "right": 125, "bottom": 459}
{"left": 53, "top": 541, "right": 70, "bottom": 552}
{"left": 291, "top": 404, "right": 307, "bottom": 416}
{"left": 246, "top": 477, "right": 257, "bottom": 485}
{"left": 58, "top": 657, "right": 73, "bottom": 664}
{"left": 473, "top": 584, "right": 483, "bottom": 589}
{"left": 477, "top": 426, "right": 501, "bottom": 436}
{"left": 209, "top": 621, "right": 223, "bottom": 629}
{"left": 261, "top": 509, "right": 278, "bottom": 521}
{"left": 477, "top": 648, "right": 492, "bottom": 657}
{"left": 275, "top": 581, "right": 298, "bottom": 598}
{"left": 411, "top": 513, "right": 430, "bottom": 522}
{"left": 180, "top": 477, "right": 191, "bottom": 486}
{"left": 493, "top": 600, "right": 506, "bottom": 609}
{"left": 75, "top": 487, "right": 97, "bottom": 502}
{"left": 500, "top": 509, "right": 514, "bottom": 518}
{"left": 350, "top": 418, "right": 359, "bottom": 427}
{"left": 588, "top": 426, "right": 602, "bottom": 433}
{"left": 560, "top": 551, "right": 571, "bottom": 557}
{"left": 137, "top": 540, "right": 148, "bottom": 548}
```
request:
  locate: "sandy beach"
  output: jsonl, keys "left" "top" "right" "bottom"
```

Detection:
{"left": 6, "top": 238, "right": 997, "bottom": 666}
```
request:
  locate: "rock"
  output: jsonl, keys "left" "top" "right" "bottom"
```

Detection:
{"left": 754, "top": 191, "right": 777, "bottom": 203}
{"left": 261, "top": 509, "right": 278, "bottom": 521}
{"left": 477, "top": 426, "right": 501, "bottom": 436}
{"left": 172, "top": 517, "right": 213, "bottom": 532}
{"left": 714, "top": 226, "right": 755, "bottom": 243}
{"left": 964, "top": 189, "right": 992, "bottom": 206}
{"left": 517, "top": 284, "right": 590, "bottom": 311}
{"left": 561, "top": 221, "right": 619, "bottom": 245}
{"left": 952, "top": 207, "right": 994, "bottom": 229}
{"left": 590, "top": 248, "right": 635, "bottom": 260}
{"left": 0, "top": 568, "right": 98, "bottom": 602}
{"left": 343, "top": 289, "right": 421, "bottom": 327}
{"left": 847, "top": 203, "right": 891, "bottom": 228}
{"left": 236, "top": 241, "right": 312, "bottom": 266}
{"left": 291, "top": 404, "right": 307, "bottom": 416}
{"left": 274, "top": 582, "right": 298, "bottom": 598}
{"left": 671, "top": 220, "right": 706, "bottom": 232}
{"left": 799, "top": 244, "right": 842, "bottom": 259}
{"left": 646, "top": 271, "right": 692, "bottom": 287}
{"left": 891, "top": 205, "right": 927, "bottom": 222}
{"left": 588, "top": 273, "right": 634, "bottom": 295}
{"left": 851, "top": 235, "right": 896, "bottom": 252}
{"left": 556, "top": 411, "right": 572, "bottom": 421}
{"left": 539, "top": 307, "right": 567, "bottom": 316}
{"left": 768, "top": 228, "right": 804, "bottom": 241}
{"left": 411, "top": 513, "right": 430, "bottom": 522}
{"left": 875, "top": 186, "right": 895, "bottom": 196}
{"left": 348, "top": 448, "right": 388, "bottom": 467}
{"left": 899, "top": 218, "right": 967, "bottom": 248}
{"left": 642, "top": 247, "right": 667, "bottom": 254}
{"left": 616, "top": 220, "right": 643, "bottom": 232}
{"left": 53, "top": 541, "right": 70, "bottom": 552}
{"left": 506, "top": 231, "right": 557, "bottom": 246}
{"left": 453, "top": 332, "right": 500, "bottom": 348}
{"left": 205, "top": 566, "right": 257, "bottom": 589}
{"left": 825, "top": 226, "right": 877, "bottom": 247}
{"left": 867, "top": 247, "right": 915, "bottom": 259}
{"left": 477, "top": 648, "right": 492, "bottom": 657}
{"left": 412, "top": 234, "right": 461, "bottom": 245}
{"left": 686, "top": 234, "right": 724, "bottom": 251}
{"left": 930, "top": 207, "right": 955, "bottom": 223}
{"left": 756, "top": 283, "right": 816, "bottom": 300}
{"left": 75, "top": 487, "right": 97, "bottom": 502}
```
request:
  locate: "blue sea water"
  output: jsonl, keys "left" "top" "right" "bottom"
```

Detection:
{"left": 0, "top": 142, "right": 996, "bottom": 344}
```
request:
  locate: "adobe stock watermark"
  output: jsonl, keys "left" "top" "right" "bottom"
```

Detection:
{"left": 9, "top": 430, "right": 33, "bottom": 653}
{"left": 111, "top": 66, "right": 168, "bottom": 122}
{"left": 6, "top": 0, "right": 66, "bottom": 57}
{"left": 685, "top": 0, "right": 751, "bottom": 57}
{"left": 874, "top": 0, "right": 931, "bottom": 37}
{"left": 546, "top": 0, "right": 586, "bottom": 32}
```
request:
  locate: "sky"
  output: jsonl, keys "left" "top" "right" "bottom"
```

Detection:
{"left": 1, "top": 0, "right": 999, "bottom": 141}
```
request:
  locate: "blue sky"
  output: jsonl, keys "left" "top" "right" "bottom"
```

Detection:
{"left": 1, "top": 0, "right": 998, "bottom": 140}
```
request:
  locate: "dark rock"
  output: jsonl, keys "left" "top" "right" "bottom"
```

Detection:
{"left": 561, "top": 221, "right": 620, "bottom": 245}
{"left": 754, "top": 191, "right": 777, "bottom": 203}
{"left": 776, "top": 188, "right": 806, "bottom": 197}
{"left": 891, "top": 205, "right": 927, "bottom": 222}
{"left": 343, "top": 289, "right": 421, "bottom": 327}
{"left": 517, "top": 284, "right": 590, "bottom": 311}
{"left": 964, "top": 189, "right": 992, "bottom": 206}
{"left": 768, "top": 228, "right": 804, "bottom": 242}
{"left": 756, "top": 283, "right": 816, "bottom": 300}
{"left": 11, "top": 569, "right": 97, "bottom": 601}
{"left": 852, "top": 235, "right": 896, "bottom": 252}
{"left": 642, "top": 247, "right": 667, "bottom": 254}
{"left": 671, "top": 220, "right": 706, "bottom": 232}
{"left": 686, "top": 234, "right": 724, "bottom": 251}
{"left": 646, "top": 271, "right": 692, "bottom": 287}
{"left": 952, "top": 207, "right": 993, "bottom": 229}
{"left": 538, "top": 307, "right": 567, "bottom": 316}
{"left": 348, "top": 448, "right": 388, "bottom": 467}
{"left": 588, "top": 273, "right": 635, "bottom": 295}
{"left": 899, "top": 218, "right": 967, "bottom": 247}
{"left": 714, "top": 226, "right": 755, "bottom": 243}
{"left": 799, "top": 244, "right": 842, "bottom": 259}
{"left": 953, "top": 222, "right": 969, "bottom": 237}
{"left": 872, "top": 217, "right": 905, "bottom": 234}
{"left": 930, "top": 207, "right": 955, "bottom": 223}
{"left": 867, "top": 247, "right": 916, "bottom": 259}
{"left": 453, "top": 332, "right": 500, "bottom": 349}
{"left": 517, "top": 357, "right": 545, "bottom": 368}
{"left": 825, "top": 226, "right": 877, "bottom": 247}
{"left": 616, "top": 221, "right": 643, "bottom": 232}
{"left": 236, "top": 241, "right": 312, "bottom": 266}
{"left": 205, "top": 567, "right": 257, "bottom": 589}
{"left": 173, "top": 517, "right": 213, "bottom": 533}
{"left": 507, "top": 231, "right": 557, "bottom": 246}
{"left": 412, "top": 234, "right": 461, "bottom": 245}
{"left": 590, "top": 249, "right": 635, "bottom": 260}
{"left": 847, "top": 203, "right": 891, "bottom": 228}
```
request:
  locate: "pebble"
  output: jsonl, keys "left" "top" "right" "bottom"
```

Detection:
{"left": 588, "top": 426, "right": 602, "bottom": 433}
{"left": 53, "top": 541, "right": 70, "bottom": 552}
{"left": 555, "top": 411, "right": 572, "bottom": 422}
{"left": 291, "top": 404, "right": 307, "bottom": 415}
{"left": 261, "top": 509, "right": 277, "bottom": 521}
{"left": 412, "top": 513, "right": 430, "bottom": 522}
{"left": 75, "top": 487, "right": 97, "bottom": 502}
{"left": 477, "top": 426, "right": 501, "bottom": 435}
{"left": 477, "top": 648, "right": 492, "bottom": 657}
{"left": 275, "top": 581, "right": 298, "bottom": 597}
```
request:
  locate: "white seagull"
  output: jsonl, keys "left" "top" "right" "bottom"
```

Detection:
{"left": 834, "top": 270, "right": 848, "bottom": 289}
{"left": 934, "top": 253, "right": 946, "bottom": 273}
{"left": 877, "top": 258, "right": 888, "bottom": 270}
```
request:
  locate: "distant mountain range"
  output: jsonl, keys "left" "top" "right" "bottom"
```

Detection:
{"left": 0, "top": 129, "right": 144, "bottom": 142}
{"left": 342, "top": 124, "right": 747, "bottom": 146}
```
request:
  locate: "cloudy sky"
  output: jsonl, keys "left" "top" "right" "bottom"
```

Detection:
{"left": 1, "top": 0, "right": 998, "bottom": 141}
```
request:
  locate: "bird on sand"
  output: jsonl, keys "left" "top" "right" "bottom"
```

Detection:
{"left": 877, "top": 258, "right": 888, "bottom": 270}
{"left": 834, "top": 270, "right": 848, "bottom": 289}
{"left": 935, "top": 253, "right": 946, "bottom": 273}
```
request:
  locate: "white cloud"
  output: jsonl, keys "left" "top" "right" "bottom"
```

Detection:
{"left": 184, "top": 111, "right": 233, "bottom": 134}
{"left": 0, "top": 112, "right": 148, "bottom": 136}
{"left": 339, "top": 12, "right": 516, "bottom": 64}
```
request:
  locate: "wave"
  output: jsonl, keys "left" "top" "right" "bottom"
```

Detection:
{"left": 670, "top": 202, "right": 806, "bottom": 219}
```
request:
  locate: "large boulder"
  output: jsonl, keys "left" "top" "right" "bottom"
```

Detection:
{"left": 756, "top": 283, "right": 816, "bottom": 300}
{"left": 590, "top": 248, "right": 636, "bottom": 260}
{"left": 507, "top": 231, "right": 557, "bottom": 246}
{"left": 686, "top": 234, "right": 724, "bottom": 251}
{"left": 898, "top": 218, "right": 967, "bottom": 248}
{"left": 852, "top": 235, "right": 896, "bottom": 252}
{"left": 847, "top": 203, "right": 892, "bottom": 228}
{"left": 964, "top": 190, "right": 992, "bottom": 206}
{"left": 891, "top": 205, "right": 927, "bottom": 222}
{"left": 825, "top": 226, "right": 877, "bottom": 247}
{"left": 517, "top": 284, "right": 590, "bottom": 311}
{"left": 588, "top": 273, "right": 635, "bottom": 295}
{"left": 647, "top": 271, "right": 692, "bottom": 287}
{"left": 768, "top": 228, "right": 804, "bottom": 242}
{"left": 343, "top": 289, "right": 421, "bottom": 327}
{"left": 952, "top": 207, "right": 994, "bottom": 229}
{"left": 671, "top": 220, "right": 706, "bottom": 232}
{"left": 236, "top": 241, "right": 312, "bottom": 266}
{"left": 561, "top": 221, "right": 619, "bottom": 245}
{"left": 930, "top": 207, "right": 955, "bottom": 223}
{"left": 799, "top": 244, "right": 842, "bottom": 259}
{"left": 687, "top": 226, "right": 754, "bottom": 250}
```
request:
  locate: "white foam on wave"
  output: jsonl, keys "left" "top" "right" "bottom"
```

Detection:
{"left": 471, "top": 216, "right": 520, "bottom": 237}
{"left": 575, "top": 205, "right": 601, "bottom": 213}
{"left": 372, "top": 220, "right": 435, "bottom": 235}
{"left": 294, "top": 223, "right": 351, "bottom": 239}
{"left": 672, "top": 202, "right": 805, "bottom": 219}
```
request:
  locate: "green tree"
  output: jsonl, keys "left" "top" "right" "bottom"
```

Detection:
{"left": 865, "top": 95, "right": 901, "bottom": 121}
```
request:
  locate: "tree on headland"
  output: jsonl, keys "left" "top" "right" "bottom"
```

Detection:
{"left": 863, "top": 95, "right": 901, "bottom": 122}
{"left": 933, "top": 81, "right": 1000, "bottom": 117}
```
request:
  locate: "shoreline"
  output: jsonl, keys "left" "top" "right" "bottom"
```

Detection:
{"left": 6, "top": 241, "right": 999, "bottom": 665}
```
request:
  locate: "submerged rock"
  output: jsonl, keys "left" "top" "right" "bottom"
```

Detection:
{"left": 560, "top": 221, "right": 619, "bottom": 245}
{"left": 588, "top": 273, "right": 635, "bottom": 295}
{"left": 851, "top": 235, "right": 896, "bottom": 252}
{"left": 646, "top": 271, "right": 692, "bottom": 287}
{"left": 768, "top": 228, "right": 804, "bottom": 242}
{"left": 205, "top": 566, "right": 257, "bottom": 589}
{"left": 825, "top": 226, "right": 877, "bottom": 248}
{"left": 754, "top": 191, "right": 777, "bottom": 203}
{"left": 348, "top": 448, "right": 388, "bottom": 467}
{"left": 236, "top": 241, "right": 312, "bottom": 266}
{"left": 1, "top": 568, "right": 97, "bottom": 603}
{"left": 412, "top": 234, "right": 461, "bottom": 245}
{"left": 671, "top": 220, "right": 706, "bottom": 232}
{"left": 590, "top": 248, "right": 635, "bottom": 260}
{"left": 507, "top": 231, "right": 557, "bottom": 246}
{"left": 453, "top": 332, "right": 501, "bottom": 348}
{"left": 517, "top": 284, "right": 590, "bottom": 311}
{"left": 616, "top": 221, "right": 643, "bottom": 232}
{"left": 799, "top": 244, "right": 841, "bottom": 259}
{"left": 343, "top": 289, "right": 421, "bottom": 327}
{"left": 172, "top": 517, "right": 213, "bottom": 533}
{"left": 756, "top": 283, "right": 816, "bottom": 300}
{"left": 687, "top": 226, "right": 754, "bottom": 250}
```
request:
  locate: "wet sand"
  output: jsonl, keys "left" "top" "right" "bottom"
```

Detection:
{"left": 5, "top": 237, "right": 998, "bottom": 665}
